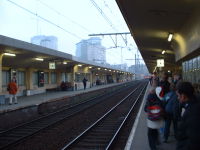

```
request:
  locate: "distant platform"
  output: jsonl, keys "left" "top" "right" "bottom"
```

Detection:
{"left": 0, "top": 82, "right": 124, "bottom": 113}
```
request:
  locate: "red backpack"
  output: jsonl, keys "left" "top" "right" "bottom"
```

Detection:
{"left": 147, "top": 104, "right": 164, "bottom": 121}
{"left": 146, "top": 97, "right": 164, "bottom": 121}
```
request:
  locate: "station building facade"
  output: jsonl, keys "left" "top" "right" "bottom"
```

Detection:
{"left": 0, "top": 35, "right": 134, "bottom": 98}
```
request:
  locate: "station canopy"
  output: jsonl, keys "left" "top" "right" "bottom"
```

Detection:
{"left": 116, "top": 0, "right": 200, "bottom": 72}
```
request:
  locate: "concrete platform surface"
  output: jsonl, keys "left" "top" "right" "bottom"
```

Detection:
{"left": 0, "top": 82, "right": 122, "bottom": 113}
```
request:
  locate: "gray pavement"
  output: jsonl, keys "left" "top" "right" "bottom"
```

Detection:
{"left": 0, "top": 82, "right": 121, "bottom": 113}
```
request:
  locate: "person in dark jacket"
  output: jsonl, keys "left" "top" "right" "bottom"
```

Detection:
{"left": 176, "top": 82, "right": 200, "bottom": 150}
{"left": 158, "top": 71, "right": 170, "bottom": 95}
{"left": 163, "top": 83, "right": 180, "bottom": 142}
{"left": 82, "top": 77, "right": 88, "bottom": 90}
{"left": 173, "top": 74, "right": 182, "bottom": 86}
{"left": 151, "top": 72, "right": 159, "bottom": 87}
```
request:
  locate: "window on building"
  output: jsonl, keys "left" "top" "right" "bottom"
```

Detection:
{"left": 66, "top": 73, "right": 72, "bottom": 82}
{"left": 61, "top": 72, "right": 66, "bottom": 82}
{"left": 75, "top": 73, "right": 82, "bottom": 82}
{"left": 75, "top": 73, "right": 89, "bottom": 82}
{"left": 44, "top": 72, "right": 49, "bottom": 84}
{"left": 51, "top": 72, "right": 57, "bottom": 84}
{"left": 2, "top": 70, "right": 10, "bottom": 87}
{"left": 18, "top": 71, "right": 25, "bottom": 86}
{"left": 85, "top": 73, "right": 90, "bottom": 81}
{"left": 32, "top": 72, "right": 38, "bottom": 85}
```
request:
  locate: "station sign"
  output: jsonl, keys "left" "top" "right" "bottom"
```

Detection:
{"left": 157, "top": 59, "right": 164, "bottom": 67}
{"left": 49, "top": 62, "right": 56, "bottom": 69}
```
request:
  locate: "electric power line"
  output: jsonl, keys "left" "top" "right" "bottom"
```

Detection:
{"left": 103, "top": 0, "right": 113, "bottom": 14}
{"left": 6, "top": 0, "right": 82, "bottom": 40}
{"left": 6, "top": 0, "right": 105, "bottom": 58}
{"left": 90, "top": 0, "right": 118, "bottom": 32}
{"left": 6, "top": 0, "right": 114, "bottom": 50}
{"left": 36, "top": 0, "right": 92, "bottom": 33}
{"left": 5, "top": 0, "right": 131, "bottom": 66}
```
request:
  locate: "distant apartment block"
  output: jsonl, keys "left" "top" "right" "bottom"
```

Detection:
{"left": 76, "top": 37, "right": 106, "bottom": 64}
{"left": 31, "top": 35, "right": 58, "bottom": 50}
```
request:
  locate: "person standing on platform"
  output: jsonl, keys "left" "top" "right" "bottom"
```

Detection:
{"left": 82, "top": 77, "right": 88, "bottom": 90}
{"left": 158, "top": 71, "right": 170, "bottom": 95}
{"left": 7, "top": 78, "right": 18, "bottom": 105}
{"left": 151, "top": 72, "right": 159, "bottom": 87}
{"left": 176, "top": 82, "right": 200, "bottom": 150}
{"left": 162, "top": 83, "right": 179, "bottom": 142}
{"left": 173, "top": 74, "right": 182, "bottom": 86}
{"left": 145, "top": 87, "right": 165, "bottom": 150}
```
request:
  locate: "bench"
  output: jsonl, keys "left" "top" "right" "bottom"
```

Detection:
{"left": 46, "top": 87, "right": 60, "bottom": 92}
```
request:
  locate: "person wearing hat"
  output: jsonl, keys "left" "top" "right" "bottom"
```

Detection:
{"left": 176, "top": 82, "right": 200, "bottom": 150}
{"left": 144, "top": 87, "right": 165, "bottom": 150}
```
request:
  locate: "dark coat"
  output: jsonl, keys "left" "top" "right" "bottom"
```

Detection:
{"left": 82, "top": 78, "right": 87, "bottom": 84}
{"left": 176, "top": 97, "right": 200, "bottom": 150}
{"left": 164, "top": 91, "right": 181, "bottom": 119}
{"left": 158, "top": 80, "right": 170, "bottom": 95}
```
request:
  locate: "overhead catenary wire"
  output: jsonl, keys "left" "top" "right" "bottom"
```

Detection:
{"left": 36, "top": 0, "right": 92, "bottom": 33}
{"left": 6, "top": 0, "right": 82, "bottom": 40}
{"left": 5, "top": 0, "right": 112, "bottom": 50}
{"left": 5, "top": 0, "right": 135, "bottom": 67}
{"left": 102, "top": 0, "right": 127, "bottom": 33}
{"left": 6, "top": 0, "right": 111, "bottom": 59}
{"left": 6, "top": 0, "right": 127, "bottom": 47}
{"left": 90, "top": 0, "right": 118, "bottom": 32}
{"left": 103, "top": 0, "right": 113, "bottom": 15}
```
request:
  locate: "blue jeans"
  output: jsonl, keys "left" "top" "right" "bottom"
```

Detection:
{"left": 164, "top": 114, "right": 178, "bottom": 141}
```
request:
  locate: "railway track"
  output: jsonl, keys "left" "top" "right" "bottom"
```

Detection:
{"left": 0, "top": 81, "right": 141, "bottom": 150}
{"left": 61, "top": 83, "right": 147, "bottom": 150}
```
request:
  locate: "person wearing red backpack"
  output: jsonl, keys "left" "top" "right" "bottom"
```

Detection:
{"left": 144, "top": 87, "right": 165, "bottom": 150}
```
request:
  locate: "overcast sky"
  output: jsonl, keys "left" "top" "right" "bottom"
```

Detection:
{"left": 0, "top": 0, "right": 144, "bottom": 66}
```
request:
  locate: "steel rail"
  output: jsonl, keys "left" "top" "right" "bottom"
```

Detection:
{"left": 61, "top": 83, "right": 146, "bottom": 150}
{"left": 0, "top": 82, "right": 137, "bottom": 150}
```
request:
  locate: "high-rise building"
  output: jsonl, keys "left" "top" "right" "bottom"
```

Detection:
{"left": 31, "top": 35, "right": 58, "bottom": 50}
{"left": 76, "top": 37, "right": 106, "bottom": 64}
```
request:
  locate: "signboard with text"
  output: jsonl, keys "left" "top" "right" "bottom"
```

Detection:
{"left": 49, "top": 62, "right": 56, "bottom": 69}
{"left": 157, "top": 59, "right": 164, "bottom": 67}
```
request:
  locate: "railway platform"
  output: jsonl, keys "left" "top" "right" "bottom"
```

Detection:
{"left": 126, "top": 84, "right": 176, "bottom": 150}
{"left": 0, "top": 82, "right": 124, "bottom": 113}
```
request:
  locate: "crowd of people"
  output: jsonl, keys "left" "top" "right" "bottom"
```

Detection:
{"left": 145, "top": 71, "right": 200, "bottom": 150}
